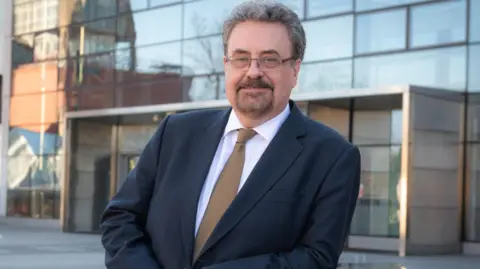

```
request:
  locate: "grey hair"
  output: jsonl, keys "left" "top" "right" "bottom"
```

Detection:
{"left": 222, "top": 0, "right": 306, "bottom": 61}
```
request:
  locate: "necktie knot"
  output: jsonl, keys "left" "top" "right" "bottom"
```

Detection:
{"left": 236, "top": 128, "right": 256, "bottom": 144}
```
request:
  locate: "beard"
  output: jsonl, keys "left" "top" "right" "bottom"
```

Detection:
{"left": 234, "top": 78, "right": 274, "bottom": 118}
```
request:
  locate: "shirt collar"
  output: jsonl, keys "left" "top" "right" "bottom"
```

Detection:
{"left": 224, "top": 103, "right": 291, "bottom": 142}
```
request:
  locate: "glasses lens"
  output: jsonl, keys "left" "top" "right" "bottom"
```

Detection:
{"left": 260, "top": 56, "right": 282, "bottom": 69}
{"left": 231, "top": 57, "right": 250, "bottom": 68}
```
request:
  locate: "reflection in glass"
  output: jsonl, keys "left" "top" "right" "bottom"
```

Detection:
{"left": 6, "top": 126, "right": 62, "bottom": 219}
{"left": 303, "top": 16, "right": 353, "bottom": 62}
{"left": 118, "top": 5, "right": 182, "bottom": 46}
{"left": 354, "top": 46, "right": 467, "bottom": 91}
{"left": 186, "top": 75, "right": 225, "bottom": 101}
{"left": 10, "top": 92, "right": 60, "bottom": 126}
{"left": 471, "top": 0, "right": 480, "bottom": 42}
{"left": 115, "top": 77, "right": 187, "bottom": 107}
{"left": 13, "top": 0, "right": 59, "bottom": 35}
{"left": 356, "top": 0, "right": 431, "bottom": 12}
{"left": 150, "top": 0, "right": 181, "bottom": 8}
{"left": 410, "top": 0, "right": 466, "bottom": 48}
{"left": 70, "top": 0, "right": 117, "bottom": 22}
{"left": 468, "top": 94, "right": 480, "bottom": 141}
{"left": 118, "top": 0, "right": 148, "bottom": 12}
{"left": 469, "top": 45, "right": 480, "bottom": 92}
{"left": 356, "top": 9, "right": 406, "bottom": 54}
{"left": 11, "top": 61, "right": 59, "bottom": 95}
{"left": 68, "top": 18, "right": 117, "bottom": 56}
{"left": 276, "top": 0, "right": 304, "bottom": 19}
{"left": 465, "top": 144, "right": 480, "bottom": 242}
{"left": 308, "top": 102, "right": 350, "bottom": 139}
{"left": 350, "top": 146, "right": 401, "bottom": 237}
{"left": 307, "top": 0, "right": 352, "bottom": 18}
{"left": 353, "top": 110, "right": 402, "bottom": 145}
{"left": 116, "top": 42, "right": 182, "bottom": 83}
{"left": 296, "top": 60, "right": 352, "bottom": 93}
{"left": 182, "top": 36, "right": 224, "bottom": 76}
{"left": 184, "top": 0, "right": 243, "bottom": 39}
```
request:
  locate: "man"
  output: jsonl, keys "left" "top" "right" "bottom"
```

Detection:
{"left": 100, "top": 1, "right": 361, "bottom": 269}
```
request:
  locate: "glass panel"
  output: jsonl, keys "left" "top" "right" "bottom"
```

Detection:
{"left": 13, "top": 0, "right": 59, "bottom": 35}
{"left": 182, "top": 36, "right": 224, "bottom": 76}
{"left": 65, "top": 52, "right": 115, "bottom": 90}
{"left": 353, "top": 110, "right": 402, "bottom": 145}
{"left": 303, "top": 15, "right": 353, "bottom": 62}
{"left": 468, "top": 94, "right": 480, "bottom": 141}
{"left": 465, "top": 143, "right": 480, "bottom": 242}
{"left": 150, "top": 0, "right": 181, "bottom": 8}
{"left": 308, "top": 102, "right": 350, "bottom": 139}
{"left": 68, "top": 18, "right": 117, "bottom": 56}
{"left": 350, "top": 146, "right": 401, "bottom": 237}
{"left": 115, "top": 77, "right": 186, "bottom": 107}
{"left": 8, "top": 125, "right": 62, "bottom": 157}
{"left": 469, "top": 44, "right": 480, "bottom": 92}
{"left": 7, "top": 154, "right": 61, "bottom": 219}
{"left": 295, "top": 60, "right": 352, "bottom": 93}
{"left": 118, "top": 0, "right": 148, "bottom": 12}
{"left": 307, "top": 0, "right": 352, "bottom": 17}
{"left": 117, "top": 5, "right": 182, "bottom": 47}
{"left": 410, "top": 0, "right": 467, "bottom": 48}
{"left": 409, "top": 93, "right": 463, "bottom": 246}
{"left": 356, "top": 9, "right": 406, "bottom": 54}
{"left": 354, "top": 46, "right": 467, "bottom": 91}
{"left": 276, "top": 0, "right": 305, "bottom": 19}
{"left": 11, "top": 61, "right": 59, "bottom": 95}
{"left": 356, "top": 0, "right": 432, "bottom": 12}
{"left": 67, "top": 119, "right": 112, "bottom": 232}
{"left": 184, "top": 0, "right": 243, "bottom": 39}
{"left": 66, "top": 87, "right": 114, "bottom": 111}
{"left": 186, "top": 74, "right": 225, "bottom": 101}
{"left": 116, "top": 42, "right": 182, "bottom": 84}
{"left": 471, "top": 0, "right": 480, "bottom": 42}
{"left": 10, "top": 92, "right": 60, "bottom": 126}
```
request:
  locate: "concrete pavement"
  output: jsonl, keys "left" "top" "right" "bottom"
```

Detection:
{"left": 1, "top": 220, "right": 479, "bottom": 269}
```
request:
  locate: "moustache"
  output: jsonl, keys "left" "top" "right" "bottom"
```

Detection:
{"left": 236, "top": 79, "right": 274, "bottom": 92}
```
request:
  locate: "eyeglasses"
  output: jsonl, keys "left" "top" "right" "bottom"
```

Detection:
{"left": 226, "top": 55, "right": 295, "bottom": 70}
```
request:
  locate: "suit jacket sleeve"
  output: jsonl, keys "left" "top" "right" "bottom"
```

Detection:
{"left": 100, "top": 116, "right": 171, "bottom": 269}
{"left": 204, "top": 144, "right": 361, "bottom": 269}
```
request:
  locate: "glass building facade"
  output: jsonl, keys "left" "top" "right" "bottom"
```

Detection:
{"left": 0, "top": 0, "right": 479, "bottom": 255}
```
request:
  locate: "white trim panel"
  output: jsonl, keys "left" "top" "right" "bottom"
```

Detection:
{"left": 463, "top": 242, "right": 480, "bottom": 255}
{"left": 347, "top": 236, "right": 399, "bottom": 253}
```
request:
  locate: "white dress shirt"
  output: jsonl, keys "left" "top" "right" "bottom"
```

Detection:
{"left": 194, "top": 104, "right": 291, "bottom": 235}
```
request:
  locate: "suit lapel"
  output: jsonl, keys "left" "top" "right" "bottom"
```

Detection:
{"left": 197, "top": 101, "right": 307, "bottom": 258}
{"left": 179, "top": 108, "right": 231, "bottom": 265}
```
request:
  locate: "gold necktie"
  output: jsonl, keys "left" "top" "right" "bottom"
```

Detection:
{"left": 194, "top": 128, "right": 257, "bottom": 260}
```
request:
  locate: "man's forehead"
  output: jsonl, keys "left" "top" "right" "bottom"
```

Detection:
{"left": 230, "top": 49, "right": 281, "bottom": 55}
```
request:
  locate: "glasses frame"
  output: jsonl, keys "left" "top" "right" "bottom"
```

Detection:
{"left": 225, "top": 55, "right": 296, "bottom": 70}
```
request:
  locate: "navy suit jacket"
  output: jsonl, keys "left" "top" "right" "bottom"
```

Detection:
{"left": 100, "top": 100, "right": 361, "bottom": 269}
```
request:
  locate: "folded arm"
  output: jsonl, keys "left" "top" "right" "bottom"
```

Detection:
{"left": 204, "top": 144, "right": 361, "bottom": 269}
{"left": 99, "top": 116, "right": 171, "bottom": 269}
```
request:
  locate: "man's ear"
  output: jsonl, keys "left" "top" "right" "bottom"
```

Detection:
{"left": 223, "top": 56, "right": 229, "bottom": 73}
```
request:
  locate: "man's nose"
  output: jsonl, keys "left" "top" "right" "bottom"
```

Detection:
{"left": 246, "top": 59, "right": 263, "bottom": 78}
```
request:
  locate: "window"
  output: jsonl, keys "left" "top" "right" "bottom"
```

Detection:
{"left": 303, "top": 15, "right": 353, "bottom": 62}
{"left": 471, "top": 0, "right": 480, "bottom": 42}
{"left": 276, "top": 0, "right": 305, "bottom": 19}
{"left": 118, "top": 5, "right": 182, "bottom": 46}
{"left": 182, "top": 36, "right": 224, "bottom": 76}
{"left": 187, "top": 75, "right": 225, "bottom": 101}
{"left": 296, "top": 60, "right": 352, "bottom": 93}
{"left": 468, "top": 95, "right": 480, "bottom": 142}
{"left": 184, "top": 0, "right": 244, "bottom": 39}
{"left": 356, "top": 0, "right": 432, "bottom": 12}
{"left": 354, "top": 46, "right": 467, "bottom": 91}
{"left": 469, "top": 45, "right": 480, "bottom": 92}
{"left": 115, "top": 42, "right": 182, "bottom": 83}
{"left": 410, "top": 0, "right": 467, "bottom": 48}
{"left": 150, "top": 0, "right": 181, "bottom": 8}
{"left": 356, "top": 9, "right": 406, "bottom": 54}
{"left": 350, "top": 146, "right": 401, "bottom": 237}
{"left": 307, "top": 0, "right": 352, "bottom": 18}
